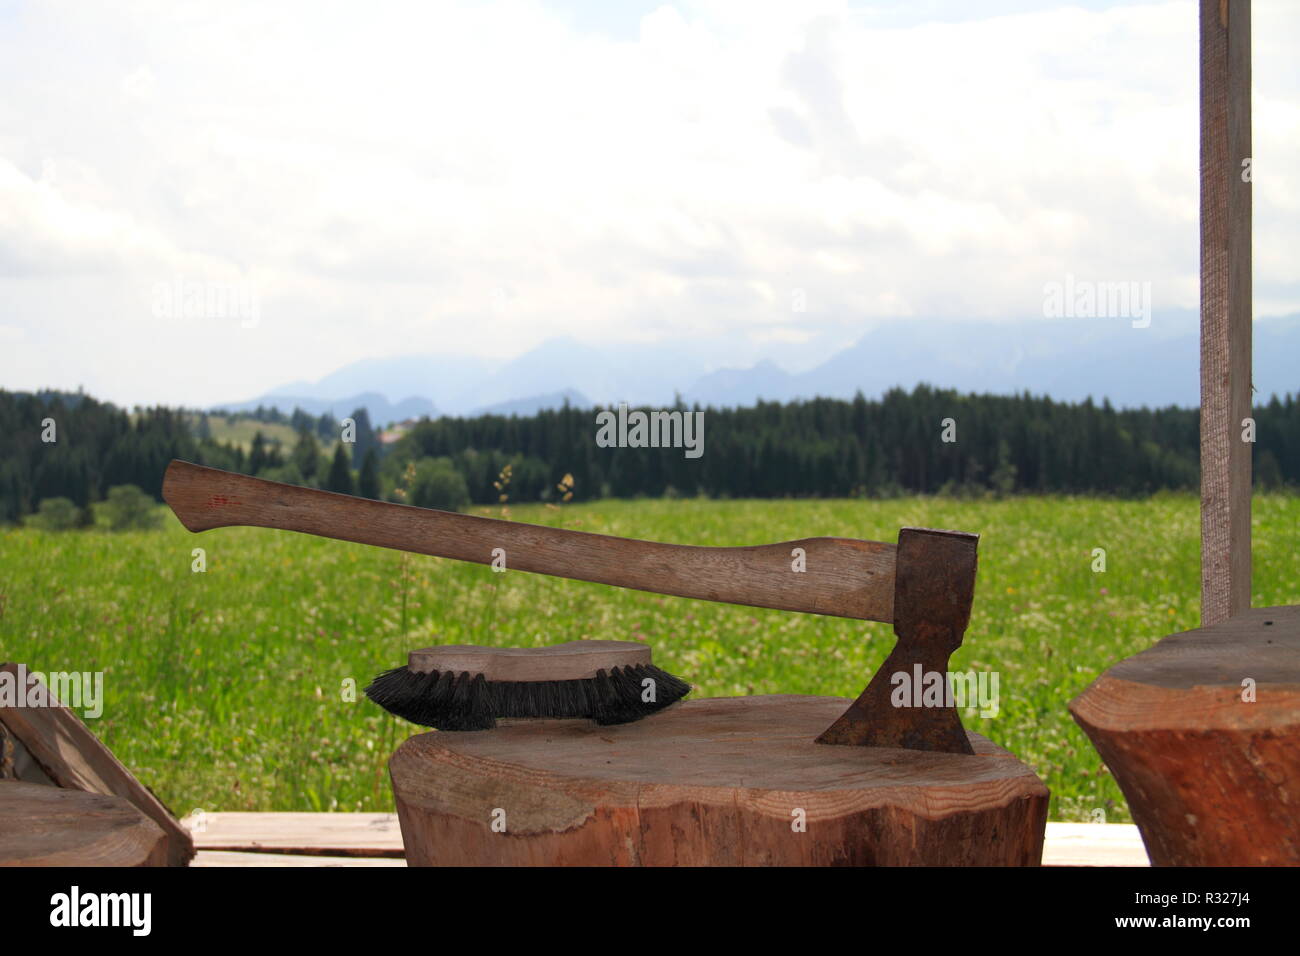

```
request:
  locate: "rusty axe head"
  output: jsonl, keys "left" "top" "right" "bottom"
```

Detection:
{"left": 817, "top": 527, "right": 979, "bottom": 754}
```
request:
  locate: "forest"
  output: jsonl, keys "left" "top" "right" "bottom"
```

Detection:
{"left": 1, "top": 385, "right": 1297, "bottom": 522}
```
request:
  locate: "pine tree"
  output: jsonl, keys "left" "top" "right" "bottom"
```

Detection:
{"left": 248, "top": 432, "right": 268, "bottom": 475}
{"left": 292, "top": 430, "right": 321, "bottom": 483}
{"left": 359, "top": 448, "right": 381, "bottom": 500}
{"left": 991, "top": 439, "right": 1017, "bottom": 497}
{"left": 349, "top": 407, "right": 378, "bottom": 464}
{"left": 325, "top": 443, "right": 354, "bottom": 495}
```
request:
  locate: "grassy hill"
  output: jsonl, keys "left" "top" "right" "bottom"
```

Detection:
{"left": 187, "top": 413, "right": 299, "bottom": 451}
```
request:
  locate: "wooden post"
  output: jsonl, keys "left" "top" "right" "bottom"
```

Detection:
{"left": 1199, "top": 0, "right": 1252, "bottom": 626}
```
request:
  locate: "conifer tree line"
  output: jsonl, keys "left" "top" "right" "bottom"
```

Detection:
{"left": 1, "top": 385, "right": 1296, "bottom": 522}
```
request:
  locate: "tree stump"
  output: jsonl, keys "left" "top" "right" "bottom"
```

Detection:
{"left": 390, "top": 695, "right": 1048, "bottom": 866}
{"left": 1070, "top": 605, "right": 1300, "bottom": 866}
{"left": 0, "top": 781, "right": 169, "bottom": 867}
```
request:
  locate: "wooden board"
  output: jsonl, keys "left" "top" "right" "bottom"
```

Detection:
{"left": 1040, "top": 823, "right": 1149, "bottom": 867}
{"left": 181, "top": 811, "right": 404, "bottom": 857}
{"left": 390, "top": 695, "right": 1049, "bottom": 866}
{"left": 173, "top": 815, "right": 1141, "bottom": 867}
{"left": 1198, "top": 0, "right": 1252, "bottom": 625}
{"left": 0, "top": 780, "right": 168, "bottom": 867}
{"left": 191, "top": 850, "right": 407, "bottom": 867}
{"left": 1070, "top": 605, "right": 1300, "bottom": 865}
{"left": 0, "top": 662, "right": 195, "bottom": 866}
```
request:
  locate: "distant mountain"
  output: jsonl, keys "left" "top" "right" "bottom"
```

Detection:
{"left": 796, "top": 314, "right": 1202, "bottom": 407}
{"left": 683, "top": 312, "right": 1298, "bottom": 409}
{"left": 215, "top": 313, "right": 1299, "bottom": 424}
{"left": 684, "top": 360, "right": 796, "bottom": 408}
{"left": 215, "top": 337, "right": 708, "bottom": 420}
{"left": 465, "top": 390, "right": 591, "bottom": 418}
{"left": 213, "top": 391, "right": 436, "bottom": 426}
{"left": 265, "top": 355, "right": 500, "bottom": 407}
{"left": 468, "top": 337, "right": 707, "bottom": 409}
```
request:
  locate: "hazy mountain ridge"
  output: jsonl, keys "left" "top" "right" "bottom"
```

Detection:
{"left": 214, "top": 391, "right": 437, "bottom": 424}
{"left": 215, "top": 313, "right": 1300, "bottom": 424}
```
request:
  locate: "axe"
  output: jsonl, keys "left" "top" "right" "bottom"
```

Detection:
{"left": 163, "top": 460, "right": 979, "bottom": 753}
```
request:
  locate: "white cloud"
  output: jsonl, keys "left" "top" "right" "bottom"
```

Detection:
{"left": 0, "top": 0, "right": 1296, "bottom": 406}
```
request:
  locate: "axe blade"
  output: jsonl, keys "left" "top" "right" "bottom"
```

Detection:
{"left": 817, "top": 527, "right": 979, "bottom": 753}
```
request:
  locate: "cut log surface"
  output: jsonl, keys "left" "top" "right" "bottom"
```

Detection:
{"left": 0, "top": 780, "right": 168, "bottom": 867}
{"left": 391, "top": 695, "right": 1048, "bottom": 866}
{"left": 1071, "top": 605, "right": 1300, "bottom": 866}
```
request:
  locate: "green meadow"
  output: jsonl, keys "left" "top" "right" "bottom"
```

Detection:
{"left": 2, "top": 493, "right": 1297, "bottom": 822}
{"left": 187, "top": 413, "right": 300, "bottom": 452}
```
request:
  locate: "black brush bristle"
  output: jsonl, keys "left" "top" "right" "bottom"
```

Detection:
{"left": 365, "top": 662, "right": 691, "bottom": 731}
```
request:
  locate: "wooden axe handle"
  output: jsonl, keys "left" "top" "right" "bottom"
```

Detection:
{"left": 163, "top": 460, "right": 897, "bottom": 622}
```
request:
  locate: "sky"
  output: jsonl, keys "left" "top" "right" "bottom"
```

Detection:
{"left": 1, "top": 0, "right": 1297, "bottom": 408}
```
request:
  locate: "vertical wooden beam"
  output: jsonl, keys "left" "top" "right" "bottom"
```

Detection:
{"left": 1199, "top": 0, "right": 1252, "bottom": 625}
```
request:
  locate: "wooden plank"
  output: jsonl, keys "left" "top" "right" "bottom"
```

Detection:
{"left": 1041, "top": 823, "right": 1149, "bottom": 867}
{"left": 162, "top": 460, "right": 898, "bottom": 623}
{"left": 0, "top": 780, "right": 168, "bottom": 867}
{"left": 191, "top": 850, "right": 406, "bottom": 867}
{"left": 0, "top": 662, "right": 195, "bottom": 866}
{"left": 1199, "top": 0, "right": 1252, "bottom": 625}
{"left": 182, "top": 811, "right": 405, "bottom": 857}
{"left": 182, "top": 812, "right": 1146, "bottom": 867}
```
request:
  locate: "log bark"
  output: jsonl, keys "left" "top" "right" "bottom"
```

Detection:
{"left": 391, "top": 695, "right": 1048, "bottom": 866}
{"left": 1070, "top": 605, "right": 1300, "bottom": 866}
{"left": 0, "top": 780, "right": 168, "bottom": 867}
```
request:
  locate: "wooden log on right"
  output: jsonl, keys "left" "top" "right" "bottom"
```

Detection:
{"left": 1070, "top": 605, "right": 1300, "bottom": 866}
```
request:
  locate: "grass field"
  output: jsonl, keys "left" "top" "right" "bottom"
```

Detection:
{"left": 186, "top": 414, "right": 300, "bottom": 451}
{"left": 2, "top": 493, "right": 1297, "bottom": 823}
